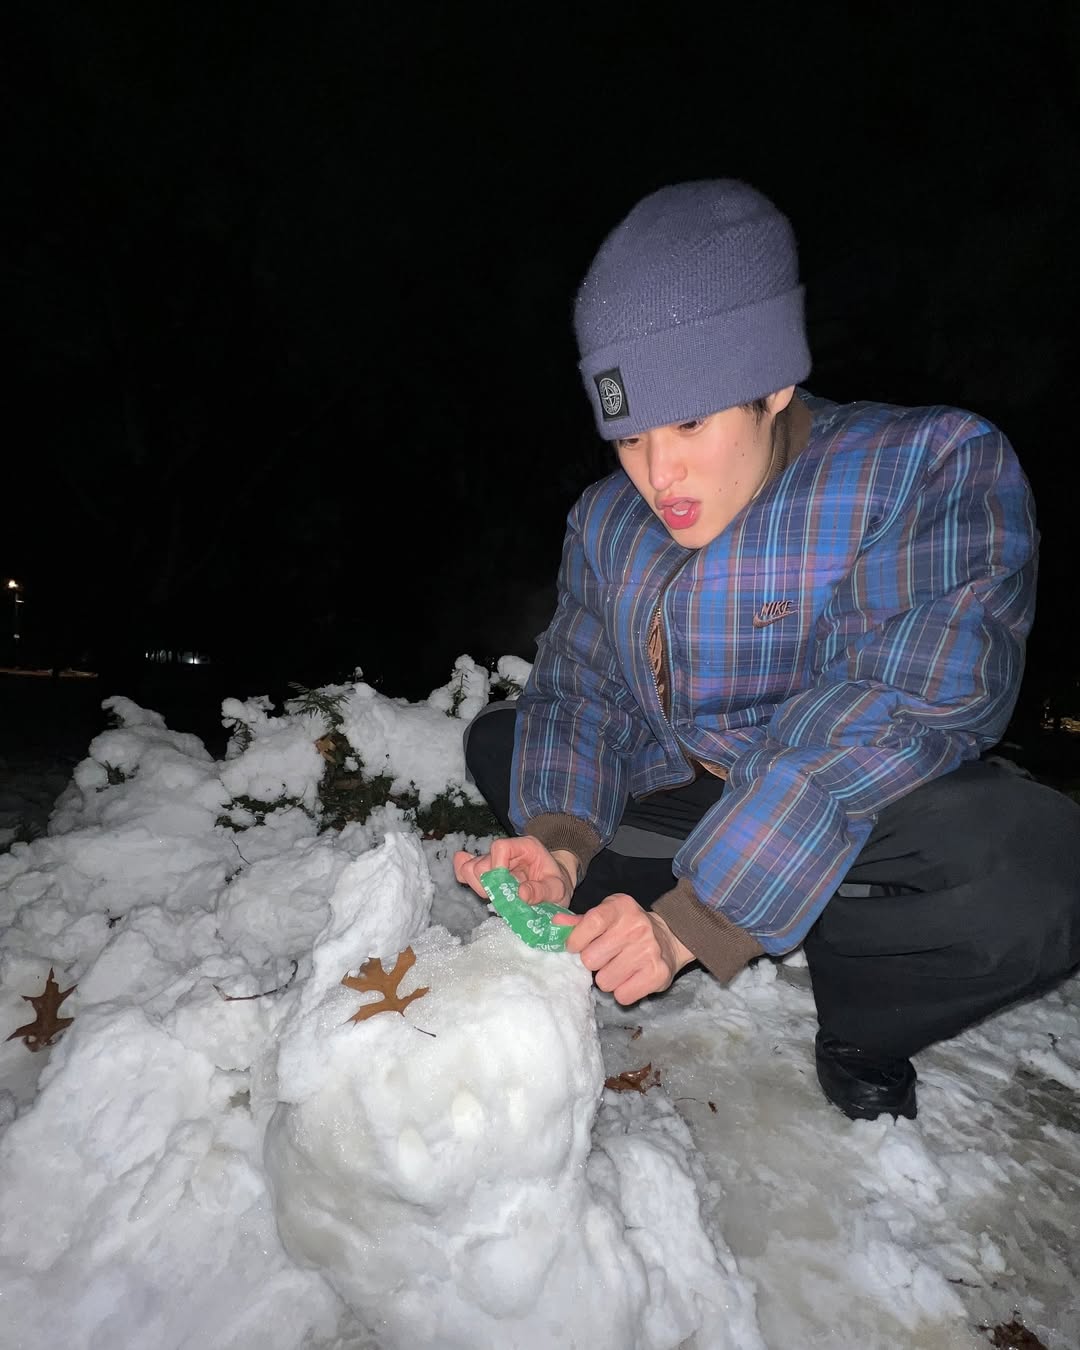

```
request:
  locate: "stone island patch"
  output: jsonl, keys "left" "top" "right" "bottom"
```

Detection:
{"left": 595, "top": 368, "right": 629, "bottom": 421}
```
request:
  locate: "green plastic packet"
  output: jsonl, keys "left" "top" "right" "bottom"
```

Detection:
{"left": 479, "top": 867, "right": 572, "bottom": 952}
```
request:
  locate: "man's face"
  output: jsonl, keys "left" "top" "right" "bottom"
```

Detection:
{"left": 614, "top": 388, "right": 794, "bottom": 549}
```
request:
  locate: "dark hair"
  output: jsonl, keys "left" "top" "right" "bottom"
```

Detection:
{"left": 604, "top": 396, "right": 774, "bottom": 468}
{"left": 742, "top": 397, "right": 770, "bottom": 420}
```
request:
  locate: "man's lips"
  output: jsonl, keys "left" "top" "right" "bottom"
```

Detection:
{"left": 657, "top": 498, "right": 701, "bottom": 530}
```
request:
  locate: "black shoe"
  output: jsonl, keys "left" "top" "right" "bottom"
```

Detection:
{"left": 815, "top": 1031, "right": 917, "bottom": 1121}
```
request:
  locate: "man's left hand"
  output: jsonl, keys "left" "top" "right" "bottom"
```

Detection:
{"left": 554, "top": 893, "right": 696, "bottom": 1004}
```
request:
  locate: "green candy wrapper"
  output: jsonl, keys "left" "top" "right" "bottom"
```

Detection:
{"left": 479, "top": 867, "right": 572, "bottom": 952}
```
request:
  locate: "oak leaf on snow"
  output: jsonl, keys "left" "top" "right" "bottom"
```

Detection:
{"left": 342, "top": 947, "right": 429, "bottom": 1022}
{"left": 6, "top": 967, "right": 77, "bottom": 1051}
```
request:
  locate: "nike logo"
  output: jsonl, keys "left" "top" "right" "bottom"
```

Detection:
{"left": 752, "top": 599, "right": 797, "bottom": 628}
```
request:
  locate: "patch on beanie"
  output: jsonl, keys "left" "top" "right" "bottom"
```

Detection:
{"left": 594, "top": 368, "right": 629, "bottom": 422}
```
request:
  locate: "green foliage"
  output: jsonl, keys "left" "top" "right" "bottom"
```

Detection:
{"left": 414, "top": 786, "right": 502, "bottom": 840}
{"left": 446, "top": 670, "right": 468, "bottom": 718}
{"left": 318, "top": 766, "right": 399, "bottom": 832}
{"left": 215, "top": 675, "right": 502, "bottom": 843}
{"left": 490, "top": 673, "right": 524, "bottom": 699}
{"left": 227, "top": 722, "right": 254, "bottom": 754}
{"left": 287, "top": 682, "right": 349, "bottom": 729}
{"left": 217, "top": 793, "right": 316, "bottom": 831}
{"left": 317, "top": 763, "right": 499, "bottom": 839}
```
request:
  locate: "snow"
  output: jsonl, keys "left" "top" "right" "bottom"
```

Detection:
{"left": 0, "top": 661, "right": 1077, "bottom": 1350}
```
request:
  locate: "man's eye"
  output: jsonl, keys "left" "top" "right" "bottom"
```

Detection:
{"left": 678, "top": 419, "right": 703, "bottom": 432}
{"left": 616, "top": 437, "right": 640, "bottom": 450}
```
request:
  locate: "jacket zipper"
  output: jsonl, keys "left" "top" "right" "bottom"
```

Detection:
{"left": 645, "top": 556, "right": 696, "bottom": 785}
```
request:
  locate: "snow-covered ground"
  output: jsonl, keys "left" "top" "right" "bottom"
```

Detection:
{"left": 0, "top": 659, "right": 1076, "bottom": 1350}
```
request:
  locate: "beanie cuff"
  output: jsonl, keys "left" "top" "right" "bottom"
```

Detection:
{"left": 578, "top": 286, "right": 811, "bottom": 441}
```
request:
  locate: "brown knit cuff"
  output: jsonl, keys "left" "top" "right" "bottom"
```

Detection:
{"left": 524, "top": 813, "right": 603, "bottom": 877}
{"left": 653, "top": 877, "right": 765, "bottom": 983}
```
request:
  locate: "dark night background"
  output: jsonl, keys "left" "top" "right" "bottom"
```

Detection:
{"left": 3, "top": 2, "right": 1079, "bottom": 764}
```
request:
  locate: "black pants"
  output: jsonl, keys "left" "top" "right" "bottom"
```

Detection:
{"left": 464, "top": 705, "right": 1080, "bottom": 1059}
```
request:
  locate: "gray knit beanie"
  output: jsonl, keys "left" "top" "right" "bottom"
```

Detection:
{"left": 573, "top": 179, "right": 811, "bottom": 440}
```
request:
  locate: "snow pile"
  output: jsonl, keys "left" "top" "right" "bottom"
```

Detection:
{"left": 0, "top": 660, "right": 761, "bottom": 1350}
{"left": 264, "top": 903, "right": 757, "bottom": 1350}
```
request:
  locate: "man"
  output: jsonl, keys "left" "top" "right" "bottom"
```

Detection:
{"left": 455, "top": 180, "right": 1080, "bottom": 1121}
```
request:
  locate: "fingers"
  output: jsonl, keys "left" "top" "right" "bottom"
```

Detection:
{"left": 453, "top": 840, "right": 565, "bottom": 906}
{"left": 517, "top": 870, "right": 572, "bottom": 908}
{"left": 456, "top": 864, "right": 673, "bottom": 1003}
{"left": 452, "top": 850, "right": 478, "bottom": 882}
{"left": 565, "top": 894, "right": 676, "bottom": 1005}
{"left": 607, "top": 960, "right": 669, "bottom": 1006}
{"left": 452, "top": 850, "right": 491, "bottom": 896}
{"left": 561, "top": 893, "right": 640, "bottom": 956}
{"left": 452, "top": 840, "right": 535, "bottom": 891}
{"left": 455, "top": 837, "right": 574, "bottom": 909}
{"left": 488, "top": 837, "right": 521, "bottom": 872}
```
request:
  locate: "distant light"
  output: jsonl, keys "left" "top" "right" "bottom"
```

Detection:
{"left": 5, "top": 579, "right": 18, "bottom": 590}
{"left": 188, "top": 656, "right": 199, "bottom": 664}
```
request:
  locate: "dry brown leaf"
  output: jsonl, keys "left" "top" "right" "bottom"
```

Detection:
{"left": 6, "top": 967, "right": 77, "bottom": 1051}
{"left": 314, "top": 731, "right": 350, "bottom": 767}
{"left": 983, "top": 1319, "right": 1048, "bottom": 1350}
{"left": 342, "top": 947, "right": 429, "bottom": 1023}
{"left": 605, "top": 1062, "right": 661, "bottom": 1094}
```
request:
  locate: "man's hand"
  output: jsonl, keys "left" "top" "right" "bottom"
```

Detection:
{"left": 554, "top": 893, "right": 695, "bottom": 1004}
{"left": 453, "top": 836, "right": 577, "bottom": 908}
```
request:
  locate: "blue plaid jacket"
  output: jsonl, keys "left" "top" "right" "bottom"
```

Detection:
{"left": 511, "top": 393, "right": 1037, "bottom": 954}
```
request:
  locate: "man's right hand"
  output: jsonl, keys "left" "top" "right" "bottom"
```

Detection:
{"left": 453, "top": 835, "right": 577, "bottom": 909}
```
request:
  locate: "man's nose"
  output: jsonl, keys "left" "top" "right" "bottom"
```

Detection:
{"left": 647, "top": 437, "right": 685, "bottom": 491}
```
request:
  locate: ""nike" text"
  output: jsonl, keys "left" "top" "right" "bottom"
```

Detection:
{"left": 752, "top": 599, "right": 797, "bottom": 628}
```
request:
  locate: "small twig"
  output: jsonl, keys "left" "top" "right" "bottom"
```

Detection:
{"left": 214, "top": 959, "right": 298, "bottom": 1002}
{"left": 674, "top": 1096, "right": 718, "bottom": 1113}
{"left": 232, "top": 839, "right": 250, "bottom": 866}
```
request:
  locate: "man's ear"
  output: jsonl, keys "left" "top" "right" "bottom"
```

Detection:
{"left": 765, "top": 386, "right": 796, "bottom": 416}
